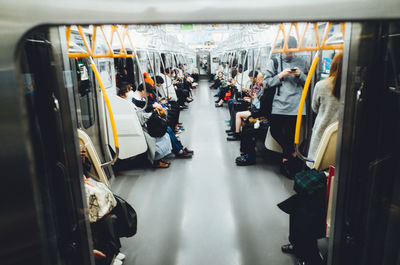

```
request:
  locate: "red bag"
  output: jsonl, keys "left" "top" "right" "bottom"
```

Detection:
{"left": 224, "top": 91, "right": 232, "bottom": 101}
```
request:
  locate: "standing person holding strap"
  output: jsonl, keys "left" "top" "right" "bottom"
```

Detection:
{"left": 264, "top": 36, "right": 308, "bottom": 178}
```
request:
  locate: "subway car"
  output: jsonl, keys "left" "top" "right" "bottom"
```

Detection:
{"left": 0, "top": 0, "right": 400, "bottom": 265}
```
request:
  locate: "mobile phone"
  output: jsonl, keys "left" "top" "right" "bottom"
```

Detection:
{"left": 290, "top": 68, "right": 297, "bottom": 72}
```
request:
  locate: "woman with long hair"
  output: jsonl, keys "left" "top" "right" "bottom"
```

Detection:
{"left": 307, "top": 51, "right": 343, "bottom": 162}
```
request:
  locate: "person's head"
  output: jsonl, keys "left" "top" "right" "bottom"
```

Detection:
{"left": 328, "top": 52, "right": 343, "bottom": 99}
{"left": 218, "top": 71, "right": 223, "bottom": 77}
{"left": 248, "top": 70, "right": 259, "bottom": 82}
{"left": 256, "top": 73, "right": 264, "bottom": 84}
{"left": 122, "top": 68, "right": 128, "bottom": 75}
{"left": 117, "top": 82, "right": 132, "bottom": 98}
{"left": 137, "top": 82, "right": 154, "bottom": 98}
{"left": 155, "top": 76, "right": 164, "bottom": 87}
{"left": 238, "top": 64, "right": 243, "bottom": 73}
{"left": 281, "top": 36, "right": 298, "bottom": 61}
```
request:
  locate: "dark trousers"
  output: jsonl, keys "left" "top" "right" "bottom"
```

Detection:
{"left": 228, "top": 99, "right": 236, "bottom": 131}
{"left": 240, "top": 123, "right": 269, "bottom": 156}
{"left": 176, "top": 88, "right": 189, "bottom": 106}
{"left": 167, "top": 101, "right": 180, "bottom": 129}
{"left": 270, "top": 114, "right": 297, "bottom": 159}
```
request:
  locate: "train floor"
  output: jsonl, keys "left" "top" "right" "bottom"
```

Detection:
{"left": 111, "top": 77, "right": 296, "bottom": 265}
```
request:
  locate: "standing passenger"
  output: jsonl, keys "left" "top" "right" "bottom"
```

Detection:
{"left": 264, "top": 36, "right": 308, "bottom": 178}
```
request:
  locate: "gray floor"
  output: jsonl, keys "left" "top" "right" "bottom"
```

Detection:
{"left": 111, "top": 78, "right": 296, "bottom": 265}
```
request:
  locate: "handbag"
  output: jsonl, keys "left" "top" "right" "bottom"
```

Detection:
{"left": 233, "top": 99, "right": 250, "bottom": 111}
{"left": 146, "top": 110, "right": 168, "bottom": 137}
{"left": 113, "top": 195, "right": 138, "bottom": 237}
{"left": 84, "top": 177, "right": 117, "bottom": 223}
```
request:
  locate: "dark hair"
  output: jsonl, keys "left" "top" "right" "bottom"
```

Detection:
{"left": 329, "top": 52, "right": 343, "bottom": 99}
{"left": 249, "top": 70, "right": 258, "bottom": 78}
{"left": 155, "top": 76, "right": 164, "bottom": 84}
{"left": 137, "top": 82, "right": 153, "bottom": 92}
{"left": 117, "top": 83, "right": 131, "bottom": 97}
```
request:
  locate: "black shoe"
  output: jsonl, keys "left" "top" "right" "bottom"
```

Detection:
{"left": 227, "top": 131, "right": 236, "bottom": 136}
{"left": 236, "top": 155, "right": 256, "bottom": 166}
{"left": 175, "top": 152, "right": 193, "bottom": 158}
{"left": 281, "top": 243, "right": 295, "bottom": 254}
{"left": 235, "top": 153, "right": 246, "bottom": 162}
{"left": 227, "top": 133, "right": 240, "bottom": 141}
{"left": 214, "top": 94, "right": 219, "bottom": 97}
{"left": 225, "top": 129, "right": 233, "bottom": 133}
{"left": 215, "top": 99, "right": 220, "bottom": 103}
{"left": 183, "top": 147, "right": 194, "bottom": 154}
{"left": 215, "top": 103, "right": 223, "bottom": 108}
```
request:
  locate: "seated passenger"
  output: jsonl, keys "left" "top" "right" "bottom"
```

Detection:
{"left": 227, "top": 73, "right": 264, "bottom": 141}
{"left": 307, "top": 52, "right": 342, "bottom": 165}
{"left": 210, "top": 71, "right": 223, "bottom": 90}
{"left": 215, "top": 79, "right": 237, "bottom": 107}
{"left": 118, "top": 82, "right": 193, "bottom": 165}
{"left": 225, "top": 70, "right": 258, "bottom": 134}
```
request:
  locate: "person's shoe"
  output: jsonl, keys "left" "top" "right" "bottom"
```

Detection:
{"left": 154, "top": 160, "right": 170, "bottom": 168}
{"left": 236, "top": 154, "right": 256, "bottom": 166}
{"left": 227, "top": 133, "right": 240, "bottom": 141}
{"left": 161, "top": 159, "right": 171, "bottom": 165}
{"left": 186, "top": 98, "right": 193, "bottom": 102}
{"left": 175, "top": 152, "right": 193, "bottom": 158}
{"left": 225, "top": 129, "right": 233, "bottom": 133}
{"left": 183, "top": 147, "right": 194, "bottom": 154}
{"left": 116, "top": 253, "right": 126, "bottom": 261}
{"left": 281, "top": 243, "right": 295, "bottom": 254}
{"left": 227, "top": 131, "right": 236, "bottom": 136}
{"left": 215, "top": 99, "right": 220, "bottom": 103}
{"left": 235, "top": 153, "right": 246, "bottom": 162}
{"left": 215, "top": 103, "right": 223, "bottom": 108}
{"left": 175, "top": 129, "right": 183, "bottom": 135}
{"left": 112, "top": 259, "right": 123, "bottom": 265}
{"left": 214, "top": 94, "right": 219, "bottom": 97}
{"left": 177, "top": 122, "right": 183, "bottom": 125}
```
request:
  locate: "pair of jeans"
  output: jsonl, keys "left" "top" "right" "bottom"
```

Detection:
{"left": 166, "top": 126, "right": 183, "bottom": 154}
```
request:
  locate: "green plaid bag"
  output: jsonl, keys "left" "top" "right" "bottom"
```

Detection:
{"left": 294, "top": 169, "right": 327, "bottom": 195}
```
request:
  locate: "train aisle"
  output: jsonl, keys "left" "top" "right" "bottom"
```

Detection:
{"left": 111, "top": 78, "right": 296, "bottom": 265}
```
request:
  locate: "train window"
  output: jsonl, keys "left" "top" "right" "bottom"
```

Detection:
{"left": 75, "top": 58, "right": 96, "bottom": 129}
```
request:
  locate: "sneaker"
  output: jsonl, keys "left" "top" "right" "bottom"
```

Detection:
{"left": 116, "top": 253, "right": 126, "bottom": 261}
{"left": 112, "top": 259, "right": 123, "bottom": 265}
{"left": 176, "top": 152, "right": 193, "bottom": 158}
{"left": 215, "top": 103, "right": 223, "bottom": 108}
{"left": 236, "top": 154, "right": 256, "bottom": 166}
{"left": 183, "top": 147, "right": 194, "bottom": 154}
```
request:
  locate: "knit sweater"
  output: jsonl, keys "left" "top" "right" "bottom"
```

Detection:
{"left": 264, "top": 55, "right": 308, "bottom": 115}
{"left": 307, "top": 78, "right": 339, "bottom": 163}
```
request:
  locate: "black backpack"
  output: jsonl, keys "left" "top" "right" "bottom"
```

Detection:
{"left": 263, "top": 56, "right": 282, "bottom": 119}
{"left": 146, "top": 110, "right": 168, "bottom": 138}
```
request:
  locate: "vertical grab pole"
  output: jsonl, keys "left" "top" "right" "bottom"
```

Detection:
{"left": 294, "top": 51, "right": 320, "bottom": 162}
{"left": 90, "top": 61, "right": 120, "bottom": 167}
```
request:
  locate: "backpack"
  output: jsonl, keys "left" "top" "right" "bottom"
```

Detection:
{"left": 146, "top": 110, "right": 168, "bottom": 138}
{"left": 263, "top": 56, "right": 282, "bottom": 119}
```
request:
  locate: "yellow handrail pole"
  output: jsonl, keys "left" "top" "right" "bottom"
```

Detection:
{"left": 91, "top": 25, "right": 97, "bottom": 54}
{"left": 100, "top": 26, "right": 114, "bottom": 58}
{"left": 66, "top": 26, "right": 71, "bottom": 51}
{"left": 314, "top": 23, "right": 321, "bottom": 48}
{"left": 271, "top": 24, "right": 285, "bottom": 53}
{"left": 77, "top": 26, "right": 93, "bottom": 57}
{"left": 320, "top": 22, "right": 332, "bottom": 47}
{"left": 90, "top": 62, "right": 120, "bottom": 166}
{"left": 294, "top": 51, "right": 320, "bottom": 145}
{"left": 299, "top": 23, "right": 309, "bottom": 50}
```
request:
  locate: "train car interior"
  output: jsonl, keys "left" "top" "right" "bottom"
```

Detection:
{"left": 1, "top": 1, "right": 400, "bottom": 265}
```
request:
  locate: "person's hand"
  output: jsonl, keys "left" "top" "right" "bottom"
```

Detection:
{"left": 242, "top": 87, "right": 249, "bottom": 93}
{"left": 251, "top": 92, "right": 257, "bottom": 99}
{"left": 291, "top": 67, "right": 301, "bottom": 76}
{"left": 93, "top": 250, "right": 106, "bottom": 260}
{"left": 278, "top": 68, "right": 295, "bottom": 79}
{"left": 161, "top": 100, "right": 168, "bottom": 105}
{"left": 243, "top": 97, "right": 251, "bottom": 102}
